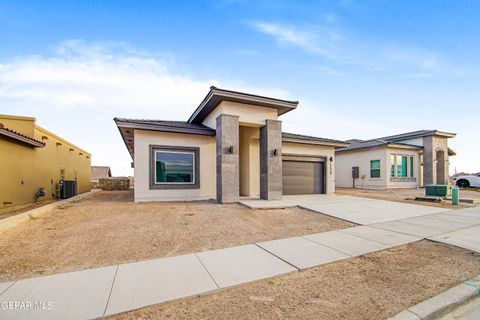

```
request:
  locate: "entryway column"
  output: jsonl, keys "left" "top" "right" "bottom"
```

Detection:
{"left": 216, "top": 114, "right": 239, "bottom": 203}
{"left": 260, "top": 119, "right": 282, "bottom": 200}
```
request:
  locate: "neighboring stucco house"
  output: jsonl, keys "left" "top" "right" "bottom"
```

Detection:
{"left": 0, "top": 114, "right": 91, "bottom": 214}
{"left": 335, "top": 130, "right": 456, "bottom": 189}
{"left": 115, "top": 87, "right": 348, "bottom": 203}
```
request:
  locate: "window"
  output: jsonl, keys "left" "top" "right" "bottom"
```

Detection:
{"left": 370, "top": 160, "right": 381, "bottom": 178}
{"left": 397, "top": 155, "right": 408, "bottom": 177}
{"left": 410, "top": 156, "right": 414, "bottom": 177}
{"left": 156, "top": 151, "right": 194, "bottom": 183}
{"left": 149, "top": 145, "right": 200, "bottom": 189}
{"left": 390, "top": 155, "right": 395, "bottom": 177}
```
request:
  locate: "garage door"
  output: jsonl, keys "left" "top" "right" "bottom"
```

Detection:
{"left": 282, "top": 160, "right": 325, "bottom": 195}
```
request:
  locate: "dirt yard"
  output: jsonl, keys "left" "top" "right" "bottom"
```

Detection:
{"left": 110, "top": 241, "right": 480, "bottom": 320}
{"left": 0, "top": 190, "right": 354, "bottom": 282}
{"left": 0, "top": 198, "right": 59, "bottom": 220}
{"left": 336, "top": 187, "right": 480, "bottom": 209}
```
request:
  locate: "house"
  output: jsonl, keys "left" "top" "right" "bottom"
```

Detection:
{"left": 115, "top": 86, "right": 348, "bottom": 203}
{"left": 335, "top": 130, "right": 456, "bottom": 189}
{"left": 91, "top": 166, "right": 112, "bottom": 188}
{"left": 0, "top": 114, "right": 91, "bottom": 213}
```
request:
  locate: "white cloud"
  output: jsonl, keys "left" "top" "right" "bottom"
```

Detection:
{"left": 0, "top": 40, "right": 289, "bottom": 176}
{"left": 250, "top": 21, "right": 351, "bottom": 63}
{"left": 250, "top": 21, "right": 453, "bottom": 75}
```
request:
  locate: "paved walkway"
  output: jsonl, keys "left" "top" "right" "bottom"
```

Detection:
{"left": 240, "top": 194, "right": 449, "bottom": 224}
{"left": 1, "top": 199, "right": 479, "bottom": 319}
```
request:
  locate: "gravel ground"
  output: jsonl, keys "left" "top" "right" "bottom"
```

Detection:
{"left": 0, "top": 190, "right": 354, "bottom": 282}
{"left": 336, "top": 187, "right": 480, "bottom": 209}
{"left": 109, "top": 241, "right": 480, "bottom": 320}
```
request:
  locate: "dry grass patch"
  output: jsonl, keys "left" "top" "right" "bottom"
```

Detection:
{"left": 0, "top": 190, "right": 354, "bottom": 282}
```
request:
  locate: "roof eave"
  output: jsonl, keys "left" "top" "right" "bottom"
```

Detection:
{"left": 433, "top": 130, "right": 456, "bottom": 138}
{"left": 282, "top": 137, "right": 349, "bottom": 148}
{"left": 336, "top": 143, "right": 389, "bottom": 153}
{"left": 0, "top": 128, "right": 45, "bottom": 148}
{"left": 388, "top": 143, "right": 424, "bottom": 150}
{"left": 188, "top": 86, "right": 299, "bottom": 124}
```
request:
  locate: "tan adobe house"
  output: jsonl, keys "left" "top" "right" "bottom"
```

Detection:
{"left": 115, "top": 87, "right": 348, "bottom": 203}
{"left": 335, "top": 130, "right": 456, "bottom": 189}
{"left": 0, "top": 114, "right": 91, "bottom": 213}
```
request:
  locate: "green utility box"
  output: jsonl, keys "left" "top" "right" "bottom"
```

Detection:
{"left": 425, "top": 185, "right": 448, "bottom": 197}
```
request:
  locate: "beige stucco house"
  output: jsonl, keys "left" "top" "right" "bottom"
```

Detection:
{"left": 335, "top": 130, "right": 456, "bottom": 189}
{"left": 115, "top": 87, "right": 348, "bottom": 203}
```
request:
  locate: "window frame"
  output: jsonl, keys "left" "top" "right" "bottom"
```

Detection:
{"left": 370, "top": 159, "right": 381, "bottom": 178}
{"left": 149, "top": 145, "right": 200, "bottom": 190}
{"left": 390, "top": 154, "right": 396, "bottom": 177}
{"left": 410, "top": 156, "right": 415, "bottom": 178}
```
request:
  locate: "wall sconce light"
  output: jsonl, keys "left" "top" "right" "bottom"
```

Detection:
{"left": 228, "top": 146, "right": 234, "bottom": 154}
{"left": 329, "top": 156, "right": 333, "bottom": 162}
{"left": 273, "top": 149, "right": 278, "bottom": 156}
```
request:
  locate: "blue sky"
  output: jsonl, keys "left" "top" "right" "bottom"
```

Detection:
{"left": 0, "top": 0, "right": 478, "bottom": 175}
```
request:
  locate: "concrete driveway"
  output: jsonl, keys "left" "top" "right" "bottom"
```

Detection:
{"left": 241, "top": 194, "right": 449, "bottom": 225}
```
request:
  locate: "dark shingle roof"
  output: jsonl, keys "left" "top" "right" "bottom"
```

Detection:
{"left": 337, "top": 139, "right": 423, "bottom": 153}
{"left": 114, "top": 118, "right": 216, "bottom": 135}
{"left": 337, "top": 139, "right": 389, "bottom": 152}
{"left": 282, "top": 132, "right": 349, "bottom": 147}
{"left": 378, "top": 129, "right": 456, "bottom": 142}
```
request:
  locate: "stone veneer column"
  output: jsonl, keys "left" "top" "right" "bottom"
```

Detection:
{"left": 422, "top": 136, "right": 434, "bottom": 185}
{"left": 260, "top": 119, "right": 282, "bottom": 200}
{"left": 216, "top": 114, "right": 239, "bottom": 203}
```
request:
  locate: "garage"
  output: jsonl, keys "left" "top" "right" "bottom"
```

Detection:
{"left": 282, "top": 156, "right": 325, "bottom": 195}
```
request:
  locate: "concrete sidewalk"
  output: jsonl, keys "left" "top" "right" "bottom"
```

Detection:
{"left": 1, "top": 204, "right": 479, "bottom": 319}
{"left": 0, "top": 225, "right": 420, "bottom": 320}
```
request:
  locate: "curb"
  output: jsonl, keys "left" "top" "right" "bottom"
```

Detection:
{"left": 389, "top": 275, "right": 480, "bottom": 320}
{"left": 0, "top": 190, "right": 101, "bottom": 233}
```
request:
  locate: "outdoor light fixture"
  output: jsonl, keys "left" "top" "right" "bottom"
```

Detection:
{"left": 228, "top": 146, "right": 234, "bottom": 154}
{"left": 273, "top": 149, "right": 278, "bottom": 156}
{"left": 329, "top": 156, "right": 333, "bottom": 162}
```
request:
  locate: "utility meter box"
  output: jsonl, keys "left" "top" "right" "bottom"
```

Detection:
{"left": 425, "top": 185, "right": 448, "bottom": 197}
{"left": 352, "top": 166, "right": 359, "bottom": 179}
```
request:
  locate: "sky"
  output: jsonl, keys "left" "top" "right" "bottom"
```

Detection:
{"left": 0, "top": 0, "right": 479, "bottom": 176}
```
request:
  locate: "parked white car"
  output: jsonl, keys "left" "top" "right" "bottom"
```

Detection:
{"left": 453, "top": 174, "right": 480, "bottom": 188}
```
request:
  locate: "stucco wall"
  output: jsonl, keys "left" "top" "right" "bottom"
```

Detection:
{"left": 134, "top": 130, "right": 216, "bottom": 202}
{"left": 239, "top": 126, "right": 260, "bottom": 197}
{"left": 335, "top": 148, "right": 388, "bottom": 189}
{"left": 336, "top": 147, "right": 422, "bottom": 189}
{"left": 202, "top": 101, "right": 278, "bottom": 129}
{"left": 0, "top": 117, "right": 91, "bottom": 213}
{"left": 282, "top": 142, "right": 336, "bottom": 194}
